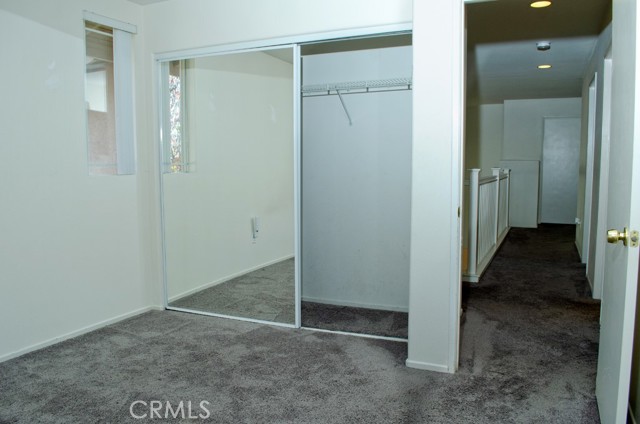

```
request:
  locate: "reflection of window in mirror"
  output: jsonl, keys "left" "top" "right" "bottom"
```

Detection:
{"left": 165, "top": 60, "right": 192, "bottom": 173}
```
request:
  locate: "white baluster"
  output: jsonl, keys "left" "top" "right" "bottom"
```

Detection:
{"left": 492, "top": 168, "right": 501, "bottom": 245}
{"left": 468, "top": 169, "right": 480, "bottom": 276}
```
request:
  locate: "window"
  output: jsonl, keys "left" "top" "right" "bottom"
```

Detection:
{"left": 84, "top": 12, "right": 136, "bottom": 175}
{"left": 162, "top": 59, "right": 192, "bottom": 173}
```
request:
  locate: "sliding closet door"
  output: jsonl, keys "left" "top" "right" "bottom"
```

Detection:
{"left": 160, "top": 46, "right": 298, "bottom": 325}
{"left": 301, "top": 45, "right": 412, "bottom": 336}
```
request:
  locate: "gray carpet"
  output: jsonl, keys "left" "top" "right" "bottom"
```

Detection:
{"left": 0, "top": 225, "right": 600, "bottom": 423}
{"left": 169, "top": 257, "right": 408, "bottom": 337}
{"left": 460, "top": 224, "right": 600, "bottom": 422}
{"left": 169, "top": 258, "right": 295, "bottom": 324}
{"left": 302, "top": 302, "right": 408, "bottom": 338}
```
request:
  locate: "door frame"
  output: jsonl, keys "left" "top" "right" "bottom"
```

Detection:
{"left": 582, "top": 76, "right": 597, "bottom": 264}
{"left": 590, "top": 46, "right": 613, "bottom": 300}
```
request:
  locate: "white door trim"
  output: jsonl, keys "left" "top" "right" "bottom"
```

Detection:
{"left": 293, "top": 44, "right": 302, "bottom": 328}
{"left": 449, "top": 0, "right": 466, "bottom": 372}
{"left": 591, "top": 47, "right": 613, "bottom": 300}
{"left": 582, "top": 76, "right": 597, "bottom": 264}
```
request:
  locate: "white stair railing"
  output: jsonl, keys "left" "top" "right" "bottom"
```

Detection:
{"left": 463, "top": 168, "right": 511, "bottom": 283}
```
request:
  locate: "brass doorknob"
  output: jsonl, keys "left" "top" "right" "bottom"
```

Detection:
{"left": 607, "top": 227, "right": 639, "bottom": 247}
{"left": 607, "top": 228, "right": 629, "bottom": 245}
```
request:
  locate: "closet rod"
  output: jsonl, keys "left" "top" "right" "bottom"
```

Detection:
{"left": 302, "top": 77, "right": 412, "bottom": 96}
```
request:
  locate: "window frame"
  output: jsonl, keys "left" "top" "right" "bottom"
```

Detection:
{"left": 83, "top": 11, "right": 137, "bottom": 176}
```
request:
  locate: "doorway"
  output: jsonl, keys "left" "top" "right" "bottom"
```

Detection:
{"left": 540, "top": 117, "right": 581, "bottom": 224}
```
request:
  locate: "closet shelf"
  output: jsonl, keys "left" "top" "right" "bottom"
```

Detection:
{"left": 302, "top": 77, "right": 412, "bottom": 96}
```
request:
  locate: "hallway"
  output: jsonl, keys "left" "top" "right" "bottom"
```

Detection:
{"left": 461, "top": 224, "right": 601, "bottom": 421}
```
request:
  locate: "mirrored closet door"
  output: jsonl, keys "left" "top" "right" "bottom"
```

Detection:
{"left": 160, "top": 47, "right": 298, "bottom": 325}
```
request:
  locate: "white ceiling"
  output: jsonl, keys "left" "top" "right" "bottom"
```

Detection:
{"left": 466, "top": 0, "right": 611, "bottom": 105}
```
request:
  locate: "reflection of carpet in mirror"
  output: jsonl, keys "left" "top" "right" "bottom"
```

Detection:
{"left": 169, "top": 258, "right": 295, "bottom": 324}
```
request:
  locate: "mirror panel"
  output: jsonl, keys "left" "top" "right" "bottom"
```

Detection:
{"left": 161, "top": 48, "right": 295, "bottom": 324}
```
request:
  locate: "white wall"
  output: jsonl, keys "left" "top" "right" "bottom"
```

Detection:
{"left": 0, "top": 1, "right": 150, "bottom": 361}
{"left": 499, "top": 160, "right": 540, "bottom": 228}
{"left": 142, "top": 0, "right": 412, "bottom": 54}
{"left": 465, "top": 104, "right": 504, "bottom": 178}
{"left": 301, "top": 47, "right": 412, "bottom": 311}
{"left": 503, "top": 98, "right": 582, "bottom": 160}
{"left": 163, "top": 52, "right": 294, "bottom": 300}
{"left": 502, "top": 98, "right": 582, "bottom": 227}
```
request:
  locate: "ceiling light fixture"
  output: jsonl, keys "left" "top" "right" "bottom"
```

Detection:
{"left": 538, "top": 64, "right": 552, "bottom": 69}
{"left": 530, "top": 1, "right": 552, "bottom": 8}
{"left": 537, "top": 41, "right": 551, "bottom": 51}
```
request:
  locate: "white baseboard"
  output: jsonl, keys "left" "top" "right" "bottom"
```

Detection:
{"left": 586, "top": 273, "right": 594, "bottom": 293}
{"left": 0, "top": 305, "right": 163, "bottom": 364}
{"left": 168, "top": 255, "right": 294, "bottom": 303}
{"left": 575, "top": 240, "right": 586, "bottom": 263}
{"left": 302, "top": 296, "right": 408, "bottom": 313}
{"left": 405, "top": 358, "right": 451, "bottom": 373}
{"left": 630, "top": 403, "right": 638, "bottom": 424}
{"left": 301, "top": 326, "right": 407, "bottom": 342}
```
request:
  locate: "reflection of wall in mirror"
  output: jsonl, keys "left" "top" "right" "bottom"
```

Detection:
{"left": 163, "top": 50, "right": 294, "bottom": 301}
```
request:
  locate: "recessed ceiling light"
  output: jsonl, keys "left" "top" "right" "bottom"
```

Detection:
{"left": 538, "top": 64, "right": 552, "bottom": 69}
{"left": 530, "top": 1, "right": 552, "bottom": 8}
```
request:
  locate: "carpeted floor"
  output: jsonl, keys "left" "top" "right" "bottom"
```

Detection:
{"left": 0, "top": 225, "right": 600, "bottom": 423}
{"left": 169, "top": 257, "right": 407, "bottom": 337}
{"left": 459, "top": 224, "right": 601, "bottom": 422}
{"left": 302, "top": 302, "right": 408, "bottom": 338}
{"left": 169, "top": 258, "right": 295, "bottom": 324}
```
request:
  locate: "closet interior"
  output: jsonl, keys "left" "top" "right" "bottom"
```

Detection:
{"left": 300, "top": 35, "right": 413, "bottom": 339}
